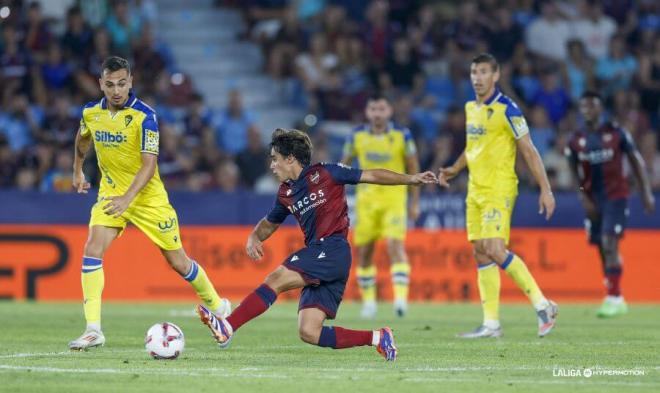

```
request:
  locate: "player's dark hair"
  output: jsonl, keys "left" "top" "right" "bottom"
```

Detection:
{"left": 580, "top": 91, "right": 602, "bottom": 102}
{"left": 271, "top": 128, "right": 313, "bottom": 167}
{"left": 101, "top": 56, "right": 131, "bottom": 75}
{"left": 367, "top": 92, "right": 390, "bottom": 103}
{"left": 471, "top": 52, "right": 499, "bottom": 72}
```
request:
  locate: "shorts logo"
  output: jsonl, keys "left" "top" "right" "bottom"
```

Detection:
{"left": 310, "top": 171, "right": 320, "bottom": 184}
{"left": 158, "top": 217, "right": 177, "bottom": 232}
{"left": 290, "top": 255, "right": 299, "bottom": 262}
{"left": 317, "top": 252, "right": 326, "bottom": 259}
{"left": 484, "top": 208, "right": 501, "bottom": 223}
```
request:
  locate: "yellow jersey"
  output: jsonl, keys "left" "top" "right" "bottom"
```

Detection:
{"left": 79, "top": 93, "right": 168, "bottom": 206}
{"left": 343, "top": 123, "right": 417, "bottom": 202}
{"left": 464, "top": 90, "right": 529, "bottom": 196}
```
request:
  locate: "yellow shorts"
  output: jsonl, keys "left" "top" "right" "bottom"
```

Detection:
{"left": 353, "top": 198, "right": 407, "bottom": 246}
{"left": 466, "top": 192, "right": 516, "bottom": 245}
{"left": 89, "top": 198, "right": 182, "bottom": 250}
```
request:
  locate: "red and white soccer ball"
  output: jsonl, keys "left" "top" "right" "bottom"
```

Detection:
{"left": 145, "top": 322, "right": 185, "bottom": 360}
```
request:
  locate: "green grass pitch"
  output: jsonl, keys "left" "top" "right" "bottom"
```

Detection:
{"left": 0, "top": 302, "right": 658, "bottom": 392}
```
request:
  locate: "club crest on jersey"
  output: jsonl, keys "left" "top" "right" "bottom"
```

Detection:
{"left": 286, "top": 189, "right": 292, "bottom": 196}
{"left": 125, "top": 115, "right": 133, "bottom": 127}
{"left": 603, "top": 133, "right": 612, "bottom": 143}
{"left": 487, "top": 108, "right": 494, "bottom": 119}
{"left": 310, "top": 171, "right": 320, "bottom": 184}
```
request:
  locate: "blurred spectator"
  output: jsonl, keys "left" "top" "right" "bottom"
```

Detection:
{"left": 40, "top": 44, "right": 72, "bottom": 91}
{"left": 0, "top": 94, "right": 40, "bottom": 152}
{"left": 61, "top": 5, "right": 94, "bottom": 66}
{"left": 361, "top": 0, "right": 401, "bottom": 66}
{"left": 528, "top": 106, "right": 555, "bottom": 157}
{"left": 638, "top": 35, "right": 660, "bottom": 127}
{"left": 486, "top": 8, "right": 523, "bottom": 63}
{"left": 639, "top": 132, "right": 660, "bottom": 190}
{"left": 295, "top": 33, "right": 338, "bottom": 95}
{"left": 562, "top": 40, "right": 594, "bottom": 102}
{"left": 40, "top": 149, "right": 74, "bottom": 192}
{"left": 443, "top": 1, "right": 485, "bottom": 52}
{"left": 22, "top": 1, "right": 52, "bottom": 60}
{"left": 524, "top": 0, "right": 572, "bottom": 61}
{"left": 543, "top": 132, "right": 573, "bottom": 190}
{"left": 105, "top": 0, "right": 142, "bottom": 57}
{"left": 213, "top": 89, "right": 258, "bottom": 155}
{"left": 236, "top": 128, "right": 268, "bottom": 188}
{"left": 380, "top": 37, "right": 424, "bottom": 94}
{"left": 572, "top": 0, "right": 617, "bottom": 60}
{"left": 41, "top": 95, "right": 78, "bottom": 147}
{"left": 213, "top": 159, "right": 241, "bottom": 192}
{"left": 596, "top": 35, "right": 638, "bottom": 98}
{"left": 532, "top": 70, "right": 571, "bottom": 125}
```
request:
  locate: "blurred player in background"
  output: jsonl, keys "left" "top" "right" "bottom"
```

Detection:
{"left": 341, "top": 94, "right": 419, "bottom": 318}
{"left": 197, "top": 128, "right": 437, "bottom": 361}
{"left": 69, "top": 56, "right": 230, "bottom": 350}
{"left": 438, "top": 53, "right": 558, "bottom": 338}
{"left": 566, "top": 91, "right": 655, "bottom": 318}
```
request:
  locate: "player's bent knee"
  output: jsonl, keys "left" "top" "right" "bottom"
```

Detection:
{"left": 83, "top": 240, "right": 105, "bottom": 259}
{"left": 298, "top": 325, "right": 321, "bottom": 344}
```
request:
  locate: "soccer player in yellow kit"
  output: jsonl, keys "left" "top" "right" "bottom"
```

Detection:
{"left": 68, "top": 57, "right": 230, "bottom": 350}
{"left": 341, "top": 94, "right": 419, "bottom": 318}
{"left": 438, "top": 53, "right": 558, "bottom": 338}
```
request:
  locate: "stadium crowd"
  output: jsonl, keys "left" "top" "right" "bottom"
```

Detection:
{"left": 1, "top": 0, "right": 659, "bottom": 193}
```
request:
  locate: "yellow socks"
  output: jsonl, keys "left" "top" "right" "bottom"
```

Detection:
{"left": 183, "top": 260, "right": 222, "bottom": 311}
{"left": 81, "top": 256, "right": 104, "bottom": 329}
{"left": 502, "top": 253, "right": 548, "bottom": 310}
{"left": 390, "top": 262, "right": 410, "bottom": 303}
{"left": 477, "top": 262, "right": 500, "bottom": 326}
{"left": 356, "top": 265, "right": 377, "bottom": 303}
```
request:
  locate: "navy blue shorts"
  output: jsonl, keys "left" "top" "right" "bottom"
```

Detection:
{"left": 283, "top": 235, "right": 352, "bottom": 319}
{"left": 585, "top": 198, "right": 628, "bottom": 245}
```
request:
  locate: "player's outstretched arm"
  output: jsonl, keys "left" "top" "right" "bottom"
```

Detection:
{"left": 437, "top": 151, "right": 467, "bottom": 187}
{"left": 246, "top": 218, "right": 280, "bottom": 260}
{"left": 626, "top": 147, "right": 656, "bottom": 214}
{"left": 359, "top": 169, "right": 437, "bottom": 185}
{"left": 72, "top": 128, "right": 92, "bottom": 194}
{"left": 103, "top": 153, "right": 157, "bottom": 217}
{"left": 516, "top": 134, "right": 555, "bottom": 219}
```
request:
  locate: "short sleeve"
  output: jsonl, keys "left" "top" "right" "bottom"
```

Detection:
{"left": 266, "top": 196, "right": 290, "bottom": 224}
{"left": 402, "top": 128, "right": 417, "bottom": 156}
{"left": 141, "top": 112, "right": 159, "bottom": 154}
{"left": 324, "top": 163, "right": 362, "bottom": 185}
{"left": 504, "top": 102, "right": 529, "bottom": 140}
{"left": 342, "top": 132, "right": 356, "bottom": 159}
{"left": 619, "top": 128, "right": 635, "bottom": 153}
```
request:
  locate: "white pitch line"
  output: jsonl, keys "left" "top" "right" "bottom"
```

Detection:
{"left": 0, "top": 365, "right": 657, "bottom": 386}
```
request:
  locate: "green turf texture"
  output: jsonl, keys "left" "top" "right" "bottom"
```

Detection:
{"left": 0, "top": 302, "right": 657, "bottom": 392}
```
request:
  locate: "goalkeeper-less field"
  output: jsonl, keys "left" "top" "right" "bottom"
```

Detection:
{"left": 0, "top": 302, "right": 657, "bottom": 392}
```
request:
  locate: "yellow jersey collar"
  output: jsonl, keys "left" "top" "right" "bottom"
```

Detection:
{"left": 368, "top": 121, "right": 394, "bottom": 134}
{"left": 100, "top": 92, "right": 138, "bottom": 110}
{"left": 483, "top": 88, "right": 502, "bottom": 106}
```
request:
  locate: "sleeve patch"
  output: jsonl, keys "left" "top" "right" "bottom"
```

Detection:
{"left": 143, "top": 129, "right": 159, "bottom": 153}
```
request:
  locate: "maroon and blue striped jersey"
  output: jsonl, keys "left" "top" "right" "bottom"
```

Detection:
{"left": 565, "top": 122, "right": 634, "bottom": 200}
{"left": 267, "top": 163, "right": 362, "bottom": 245}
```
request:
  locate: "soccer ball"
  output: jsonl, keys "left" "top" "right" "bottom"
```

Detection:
{"left": 145, "top": 322, "right": 185, "bottom": 359}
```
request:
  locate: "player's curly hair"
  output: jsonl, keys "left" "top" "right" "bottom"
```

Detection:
{"left": 270, "top": 128, "right": 313, "bottom": 166}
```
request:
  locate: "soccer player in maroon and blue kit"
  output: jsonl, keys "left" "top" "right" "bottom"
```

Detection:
{"left": 197, "top": 128, "right": 437, "bottom": 360}
{"left": 566, "top": 91, "right": 655, "bottom": 317}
